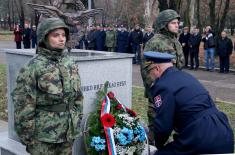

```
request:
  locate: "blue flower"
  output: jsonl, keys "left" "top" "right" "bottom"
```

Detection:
{"left": 134, "top": 125, "right": 147, "bottom": 142}
{"left": 117, "top": 127, "right": 134, "bottom": 145}
{"left": 90, "top": 136, "right": 106, "bottom": 151}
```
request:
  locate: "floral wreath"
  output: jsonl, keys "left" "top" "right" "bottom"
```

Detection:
{"left": 84, "top": 82, "right": 148, "bottom": 155}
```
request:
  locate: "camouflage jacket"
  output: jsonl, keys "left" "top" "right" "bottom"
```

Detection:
{"left": 105, "top": 30, "right": 117, "bottom": 48}
{"left": 12, "top": 47, "right": 83, "bottom": 145}
{"left": 141, "top": 31, "right": 184, "bottom": 98}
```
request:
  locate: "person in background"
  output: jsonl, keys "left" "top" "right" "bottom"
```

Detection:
{"left": 143, "top": 26, "right": 154, "bottom": 49}
{"left": 23, "top": 23, "right": 31, "bottom": 49}
{"left": 179, "top": 26, "right": 190, "bottom": 68}
{"left": 188, "top": 27, "right": 201, "bottom": 70}
{"left": 202, "top": 26, "right": 216, "bottom": 71}
{"left": 105, "top": 25, "right": 117, "bottom": 52}
{"left": 87, "top": 25, "right": 97, "bottom": 50}
{"left": 14, "top": 24, "right": 23, "bottom": 49}
{"left": 116, "top": 25, "right": 129, "bottom": 53}
{"left": 95, "top": 25, "right": 106, "bottom": 51}
{"left": 129, "top": 24, "right": 143, "bottom": 64}
{"left": 217, "top": 31, "right": 233, "bottom": 73}
{"left": 31, "top": 25, "right": 37, "bottom": 48}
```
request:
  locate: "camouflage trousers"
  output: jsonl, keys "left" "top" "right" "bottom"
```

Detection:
{"left": 107, "top": 47, "right": 115, "bottom": 52}
{"left": 26, "top": 140, "right": 72, "bottom": 155}
{"left": 147, "top": 101, "right": 157, "bottom": 145}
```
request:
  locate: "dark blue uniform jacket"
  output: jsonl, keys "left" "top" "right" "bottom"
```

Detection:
{"left": 151, "top": 67, "right": 234, "bottom": 155}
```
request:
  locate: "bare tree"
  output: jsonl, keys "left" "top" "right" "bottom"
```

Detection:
{"left": 196, "top": 0, "right": 202, "bottom": 33}
{"left": 184, "top": 0, "right": 195, "bottom": 30}
{"left": 209, "top": 0, "right": 216, "bottom": 29}
{"left": 209, "top": 0, "right": 230, "bottom": 35}
{"left": 144, "top": 0, "right": 159, "bottom": 27}
{"left": 158, "top": 0, "right": 168, "bottom": 11}
{"left": 169, "top": 0, "right": 182, "bottom": 12}
{"left": 217, "top": 0, "right": 230, "bottom": 34}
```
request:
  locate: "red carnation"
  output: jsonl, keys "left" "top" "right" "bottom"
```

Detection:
{"left": 101, "top": 113, "right": 116, "bottom": 128}
{"left": 115, "top": 104, "right": 123, "bottom": 110}
{"left": 126, "top": 108, "right": 137, "bottom": 117}
{"left": 107, "top": 91, "right": 115, "bottom": 99}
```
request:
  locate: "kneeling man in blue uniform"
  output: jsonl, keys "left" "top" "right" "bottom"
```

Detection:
{"left": 143, "top": 51, "right": 234, "bottom": 155}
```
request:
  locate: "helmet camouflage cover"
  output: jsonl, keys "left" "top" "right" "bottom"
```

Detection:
{"left": 37, "top": 17, "right": 69, "bottom": 45}
{"left": 155, "top": 9, "right": 180, "bottom": 32}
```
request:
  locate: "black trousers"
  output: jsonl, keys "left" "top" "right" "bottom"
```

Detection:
{"left": 132, "top": 44, "right": 141, "bottom": 64}
{"left": 219, "top": 56, "right": 230, "bottom": 73}
{"left": 16, "top": 41, "right": 21, "bottom": 49}
{"left": 190, "top": 51, "right": 199, "bottom": 69}
{"left": 24, "top": 40, "right": 31, "bottom": 49}
{"left": 183, "top": 48, "right": 189, "bottom": 67}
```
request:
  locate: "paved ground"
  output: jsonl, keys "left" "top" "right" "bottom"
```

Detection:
{"left": 0, "top": 40, "right": 15, "bottom": 63}
{"left": 0, "top": 120, "right": 8, "bottom": 132}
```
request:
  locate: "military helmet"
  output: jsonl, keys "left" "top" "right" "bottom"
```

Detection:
{"left": 37, "top": 18, "right": 69, "bottom": 45}
{"left": 155, "top": 9, "right": 180, "bottom": 32}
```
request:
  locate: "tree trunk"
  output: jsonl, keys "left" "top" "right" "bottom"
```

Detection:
{"left": 144, "top": 0, "right": 158, "bottom": 27}
{"left": 188, "top": 0, "right": 196, "bottom": 31}
{"left": 7, "top": 0, "right": 12, "bottom": 30}
{"left": 209, "top": 0, "right": 216, "bottom": 29}
{"left": 144, "top": 0, "right": 151, "bottom": 26}
{"left": 218, "top": 0, "right": 230, "bottom": 34}
{"left": 184, "top": 0, "right": 190, "bottom": 27}
{"left": 196, "top": 0, "right": 202, "bottom": 33}
{"left": 228, "top": 15, "right": 235, "bottom": 35}
{"left": 158, "top": 0, "right": 168, "bottom": 12}
{"left": 169, "top": 0, "right": 181, "bottom": 12}
{"left": 18, "top": 0, "right": 25, "bottom": 28}
{"left": 11, "top": 0, "right": 15, "bottom": 26}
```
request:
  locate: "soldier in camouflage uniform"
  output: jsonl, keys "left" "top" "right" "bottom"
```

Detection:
{"left": 140, "top": 9, "right": 184, "bottom": 144}
{"left": 105, "top": 26, "right": 117, "bottom": 52}
{"left": 11, "top": 18, "right": 83, "bottom": 155}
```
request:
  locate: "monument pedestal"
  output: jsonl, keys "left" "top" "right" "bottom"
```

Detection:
{"left": 0, "top": 132, "right": 29, "bottom": 155}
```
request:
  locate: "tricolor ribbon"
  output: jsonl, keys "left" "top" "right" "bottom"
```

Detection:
{"left": 100, "top": 95, "right": 117, "bottom": 155}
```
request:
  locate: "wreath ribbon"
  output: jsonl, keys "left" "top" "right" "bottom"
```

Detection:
{"left": 100, "top": 96, "right": 117, "bottom": 155}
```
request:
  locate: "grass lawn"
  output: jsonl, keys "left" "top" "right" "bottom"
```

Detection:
{"left": 0, "top": 34, "right": 14, "bottom": 41}
{"left": 0, "top": 64, "right": 7, "bottom": 121}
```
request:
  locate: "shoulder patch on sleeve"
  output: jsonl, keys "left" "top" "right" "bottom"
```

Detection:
{"left": 154, "top": 95, "right": 162, "bottom": 108}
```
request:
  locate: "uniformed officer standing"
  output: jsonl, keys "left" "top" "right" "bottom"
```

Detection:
{"left": 12, "top": 18, "right": 83, "bottom": 155}
{"left": 144, "top": 51, "right": 234, "bottom": 155}
{"left": 140, "top": 9, "right": 184, "bottom": 143}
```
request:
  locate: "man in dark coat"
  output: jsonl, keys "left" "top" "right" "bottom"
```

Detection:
{"left": 87, "top": 25, "right": 97, "bottom": 50}
{"left": 23, "top": 23, "right": 31, "bottom": 49}
{"left": 143, "top": 26, "right": 154, "bottom": 49}
{"left": 144, "top": 51, "right": 234, "bottom": 155}
{"left": 188, "top": 27, "right": 201, "bottom": 70}
{"left": 31, "top": 25, "right": 37, "bottom": 48}
{"left": 116, "top": 25, "right": 129, "bottom": 53}
{"left": 129, "top": 24, "right": 143, "bottom": 64}
{"left": 217, "top": 31, "right": 233, "bottom": 73}
{"left": 179, "top": 26, "right": 190, "bottom": 68}
{"left": 95, "top": 25, "right": 106, "bottom": 51}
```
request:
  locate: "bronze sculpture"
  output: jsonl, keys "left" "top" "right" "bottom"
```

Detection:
{"left": 27, "top": 0, "right": 102, "bottom": 49}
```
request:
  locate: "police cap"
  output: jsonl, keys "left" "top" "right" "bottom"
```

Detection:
{"left": 144, "top": 51, "right": 175, "bottom": 63}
